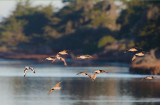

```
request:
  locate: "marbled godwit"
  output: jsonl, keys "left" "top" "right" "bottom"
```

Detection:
{"left": 94, "top": 69, "right": 109, "bottom": 74}
{"left": 124, "top": 47, "right": 139, "bottom": 53}
{"left": 141, "top": 76, "right": 158, "bottom": 80}
{"left": 48, "top": 81, "right": 62, "bottom": 95}
{"left": 58, "top": 50, "right": 69, "bottom": 55}
{"left": 76, "top": 72, "right": 98, "bottom": 81}
{"left": 46, "top": 54, "right": 67, "bottom": 66}
{"left": 132, "top": 51, "right": 144, "bottom": 61}
{"left": 24, "top": 66, "right": 35, "bottom": 77}
{"left": 76, "top": 55, "right": 93, "bottom": 60}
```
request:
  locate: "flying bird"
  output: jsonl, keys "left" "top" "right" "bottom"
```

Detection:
{"left": 48, "top": 81, "right": 62, "bottom": 95}
{"left": 58, "top": 50, "right": 69, "bottom": 55}
{"left": 141, "top": 76, "right": 158, "bottom": 80}
{"left": 94, "top": 69, "right": 109, "bottom": 74}
{"left": 46, "top": 56, "right": 57, "bottom": 63}
{"left": 24, "top": 66, "right": 36, "bottom": 77}
{"left": 124, "top": 47, "right": 140, "bottom": 53}
{"left": 132, "top": 51, "right": 145, "bottom": 61}
{"left": 76, "top": 72, "right": 98, "bottom": 81}
{"left": 46, "top": 54, "right": 67, "bottom": 66}
{"left": 24, "top": 69, "right": 27, "bottom": 77}
{"left": 76, "top": 55, "right": 93, "bottom": 60}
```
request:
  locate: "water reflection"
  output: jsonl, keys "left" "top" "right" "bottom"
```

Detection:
{"left": 0, "top": 59, "right": 160, "bottom": 105}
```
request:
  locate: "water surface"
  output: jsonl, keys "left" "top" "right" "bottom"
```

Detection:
{"left": 0, "top": 59, "right": 160, "bottom": 105}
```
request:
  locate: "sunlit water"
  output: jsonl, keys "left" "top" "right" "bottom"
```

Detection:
{"left": 0, "top": 59, "right": 160, "bottom": 105}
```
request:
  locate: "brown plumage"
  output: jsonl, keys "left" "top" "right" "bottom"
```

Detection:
{"left": 24, "top": 69, "right": 27, "bottom": 77}
{"left": 76, "top": 55, "right": 93, "bottom": 60}
{"left": 29, "top": 67, "right": 35, "bottom": 73}
{"left": 46, "top": 54, "right": 67, "bottom": 66}
{"left": 132, "top": 55, "right": 137, "bottom": 61}
{"left": 48, "top": 81, "right": 62, "bottom": 95}
{"left": 76, "top": 72, "right": 98, "bottom": 81}
{"left": 24, "top": 66, "right": 35, "bottom": 77}
{"left": 124, "top": 47, "right": 139, "bottom": 53}
{"left": 58, "top": 50, "right": 69, "bottom": 55}
{"left": 60, "top": 57, "right": 67, "bottom": 66}
{"left": 141, "top": 76, "right": 158, "bottom": 80}
{"left": 132, "top": 51, "right": 145, "bottom": 61}
{"left": 94, "top": 69, "right": 109, "bottom": 74}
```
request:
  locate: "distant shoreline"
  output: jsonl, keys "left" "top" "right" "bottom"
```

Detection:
{"left": 0, "top": 52, "right": 131, "bottom": 62}
{"left": 0, "top": 53, "right": 50, "bottom": 60}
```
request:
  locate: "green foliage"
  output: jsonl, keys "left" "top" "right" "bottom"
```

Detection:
{"left": 0, "top": 0, "right": 160, "bottom": 54}
{"left": 98, "top": 35, "right": 116, "bottom": 48}
{"left": 117, "top": 1, "right": 160, "bottom": 51}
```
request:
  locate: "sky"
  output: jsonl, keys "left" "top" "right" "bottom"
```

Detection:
{"left": 0, "top": 1, "right": 66, "bottom": 21}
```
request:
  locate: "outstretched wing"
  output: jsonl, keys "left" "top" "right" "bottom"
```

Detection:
{"left": 51, "top": 58, "right": 57, "bottom": 63}
{"left": 55, "top": 81, "right": 62, "bottom": 87}
{"left": 86, "top": 73, "right": 94, "bottom": 81}
{"left": 48, "top": 89, "right": 54, "bottom": 95}
{"left": 58, "top": 50, "right": 68, "bottom": 55}
{"left": 29, "top": 67, "right": 35, "bottom": 73}
{"left": 76, "top": 72, "right": 88, "bottom": 76}
{"left": 24, "top": 69, "right": 27, "bottom": 77}
{"left": 92, "top": 73, "right": 98, "bottom": 81}
{"left": 60, "top": 57, "right": 67, "bottom": 66}
{"left": 100, "top": 70, "right": 109, "bottom": 73}
{"left": 132, "top": 55, "right": 136, "bottom": 61}
{"left": 77, "top": 72, "right": 84, "bottom": 75}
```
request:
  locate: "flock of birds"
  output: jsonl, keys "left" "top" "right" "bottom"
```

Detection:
{"left": 23, "top": 48, "right": 159, "bottom": 95}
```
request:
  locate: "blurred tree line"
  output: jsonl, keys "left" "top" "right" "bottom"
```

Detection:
{"left": 0, "top": 0, "right": 160, "bottom": 55}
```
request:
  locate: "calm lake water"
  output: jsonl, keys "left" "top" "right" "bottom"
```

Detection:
{"left": 0, "top": 59, "right": 160, "bottom": 105}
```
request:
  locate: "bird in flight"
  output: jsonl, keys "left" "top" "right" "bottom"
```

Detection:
{"left": 24, "top": 66, "right": 36, "bottom": 77}
{"left": 76, "top": 72, "right": 98, "bottom": 82}
{"left": 141, "top": 76, "right": 158, "bottom": 80}
{"left": 48, "top": 81, "right": 62, "bottom": 95}
{"left": 132, "top": 51, "right": 145, "bottom": 61}
{"left": 58, "top": 50, "right": 69, "bottom": 55}
{"left": 76, "top": 55, "right": 93, "bottom": 60}
{"left": 94, "top": 69, "right": 109, "bottom": 74}
{"left": 124, "top": 47, "right": 141, "bottom": 53}
{"left": 46, "top": 54, "right": 67, "bottom": 66}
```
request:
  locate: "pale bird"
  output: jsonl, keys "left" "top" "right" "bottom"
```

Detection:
{"left": 48, "top": 81, "right": 62, "bottom": 95}
{"left": 58, "top": 50, "right": 69, "bottom": 55}
{"left": 24, "top": 66, "right": 36, "bottom": 77}
{"left": 45, "top": 56, "right": 56, "bottom": 63}
{"left": 132, "top": 51, "right": 145, "bottom": 61}
{"left": 76, "top": 55, "right": 93, "bottom": 60}
{"left": 76, "top": 72, "right": 98, "bottom": 81}
{"left": 94, "top": 69, "right": 109, "bottom": 74}
{"left": 124, "top": 47, "right": 139, "bottom": 53}
{"left": 46, "top": 54, "right": 67, "bottom": 66}
{"left": 141, "top": 76, "right": 158, "bottom": 80}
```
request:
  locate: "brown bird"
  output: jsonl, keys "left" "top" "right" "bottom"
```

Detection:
{"left": 141, "top": 76, "right": 158, "bottom": 80}
{"left": 48, "top": 81, "right": 62, "bottom": 95}
{"left": 124, "top": 47, "right": 139, "bottom": 53}
{"left": 24, "top": 66, "right": 36, "bottom": 77}
{"left": 132, "top": 51, "right": 145, "bottom": 61}
{"left": 46, "top": 54, "right": 67, "bottom": 66}
{"left": 94, "top": 69, "right": 109, "bottom": 74}
{"left": 76, "top": 72, "right": 98, "bottom": 81}
{"left": 45, "top": 56, "right": 56, "bottom": 63}
{"left": 58, "top": 50, "right": 69, "bottom": 55}
{"left": 76, "top": 55, "right": 93, "bottom": 60}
